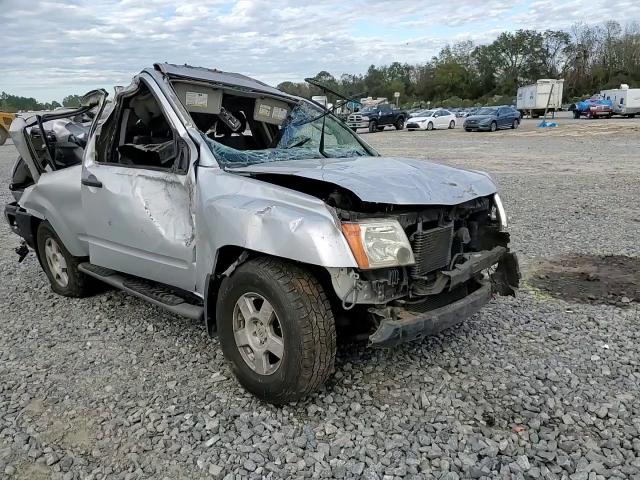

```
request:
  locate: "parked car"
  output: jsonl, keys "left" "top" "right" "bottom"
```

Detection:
{"left": 346, "top": 104, "right": 408, "bottom": 132}
{"left": 406, "top": 109, "right": 457, "bottom": 131}
{"left": 464, "top": 106, "right": 520, "bottom": 132}
{"left": 5, "top": 63, "right": 519, "bottom": 404}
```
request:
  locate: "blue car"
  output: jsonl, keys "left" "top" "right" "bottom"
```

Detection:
{"left": 464, "top": 106, "right": 521, "bottom": 132}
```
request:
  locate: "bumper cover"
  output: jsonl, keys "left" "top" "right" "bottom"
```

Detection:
{"left": 368, "top": 281, "right": 492, "bottom": 347}
{"left": 347, "top": 121, "right": 370, "bottom": 129}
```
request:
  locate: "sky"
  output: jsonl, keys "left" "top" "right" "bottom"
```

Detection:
{"left": 1, "top": 0, "right": 640, "bottom": 102}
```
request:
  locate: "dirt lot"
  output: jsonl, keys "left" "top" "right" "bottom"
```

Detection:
{"left": 1, "top": 114, "right": 639, "bottom": 480}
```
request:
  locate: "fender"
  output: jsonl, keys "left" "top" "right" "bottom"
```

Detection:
{"left": 194, "top": 165, "right": 357, "bottom": 295}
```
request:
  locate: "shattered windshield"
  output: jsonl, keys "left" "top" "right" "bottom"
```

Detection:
{"left": 205, "top": 101, "right": 375, "bottom": 167}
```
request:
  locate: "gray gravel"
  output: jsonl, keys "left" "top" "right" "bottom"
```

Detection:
{"left": 1, "top": 115, "right": 639, "bottom": 480}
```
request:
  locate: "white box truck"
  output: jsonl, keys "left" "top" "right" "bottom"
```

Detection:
{"left": 600, "top": 84, "right": 640, "bottom": 117}
{"left": 516, "top": 79, "right": 564, "bottom": 118}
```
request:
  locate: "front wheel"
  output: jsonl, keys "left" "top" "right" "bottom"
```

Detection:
{"left": 216, "top": 257, "right": 336, "bottom": 404}
{"left": 368, "top": 121, "right": 378, "bottom": 133}
{"left": 0, "top": 127, "right": 8, "bottom": 146}
{"left": 490, "top": 121, "right": 497, "bottom": 132}
{"left": 426, "top": 122, "right": 434, "bottom": 131}
{"left": 37, "top": 223, "right": 91, "bottom": 297}
{"left": 573, "top": 110, "right": 581, "bottom": 119}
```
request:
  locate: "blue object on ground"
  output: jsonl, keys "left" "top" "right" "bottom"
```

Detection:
{"left": 538, "top": 121, "right": 558, "bottom": 128}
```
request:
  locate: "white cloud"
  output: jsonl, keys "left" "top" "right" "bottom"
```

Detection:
{"left": 0, "top": 0, "right": 638, "bottom": 101}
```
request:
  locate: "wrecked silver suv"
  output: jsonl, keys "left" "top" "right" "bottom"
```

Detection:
{"left": 4, "top": 63, "right": 519, "bottom": 404}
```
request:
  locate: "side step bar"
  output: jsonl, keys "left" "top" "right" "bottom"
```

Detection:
{"left": 78, "top": 263, "right": 204, "bottom": 321}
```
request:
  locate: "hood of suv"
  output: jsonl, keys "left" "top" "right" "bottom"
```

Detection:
{"left": 227, "top": 156, "right": 496, "bottom": 205}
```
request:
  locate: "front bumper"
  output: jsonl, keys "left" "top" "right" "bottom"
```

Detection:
{"left": 464, "top": 123, "right": 490, "bottom": 131}
{"left": 347, "top": 121, "right": 370, "bottom": 129}
{"left": 368, "top": 281, "right": 492, "bottom": 347}
{"left": 366, "top": 247, "right": 520, "bottom": 348}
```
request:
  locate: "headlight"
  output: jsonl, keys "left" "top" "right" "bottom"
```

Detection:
{"left": 492, "top": 193, "right": 508, "bottom": 229}
{"left": 341, "top": 219, "right": 415, "bottom": 269}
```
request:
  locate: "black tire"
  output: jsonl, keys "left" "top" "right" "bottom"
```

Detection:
{"left": 368, "top": 121, "right": 377, "bottom": 133}
{"left": 394, "top": 117, "right": 405, "bottom": 130}
{"left": 573, "top": 110, "right": 581, "bottom": 119}
{"left": 426, "top": 122, "right": 434, "bottom": 131}
{"left": 36, "top": 222, "right": 91, "bottom": 297}
{"left": 490, "top": 121, "right": 497, "bottom": 132}
{"left": 448, "top": 120, "right": 455, "bottom": 129}
{"left": 0, "top": 127, "right": 8, "bottom": 146}
{"left": 511, "top": 119, "right": 519, "bottom": 129}
{"left": 216, "top": 257, "right": 336, "bottom": 404}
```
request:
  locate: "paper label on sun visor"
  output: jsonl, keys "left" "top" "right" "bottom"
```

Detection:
{"left": 272, "top": 106, "right": 288, "bottom": 121}
{"left": 186, "top": 92, "right": 208, "bottom": 108}
{"left": 258, "top": 104, "right": 272, "bottom": 117}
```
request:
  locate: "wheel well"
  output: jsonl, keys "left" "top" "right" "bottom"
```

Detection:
{"left": 204, "top": 247, "right": 336, "bottom": 337}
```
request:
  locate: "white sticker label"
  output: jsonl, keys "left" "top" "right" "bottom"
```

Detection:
{"left": 185, "top": 91, "right": 208, "bottom": 108}
{"left": 258, "top": 104, "right": 272, "bottom": 117}
{"left": 272, "top": 106, "right": 288, "bottom": 121}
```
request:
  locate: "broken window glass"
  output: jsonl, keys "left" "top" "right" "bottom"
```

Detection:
{"left": 203, "top": 101, "right": 375, "bottom": 167}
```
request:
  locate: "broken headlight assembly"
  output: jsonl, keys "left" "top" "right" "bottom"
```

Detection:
{"left": 341, "top": 219, "right": 415, "bottom": 269}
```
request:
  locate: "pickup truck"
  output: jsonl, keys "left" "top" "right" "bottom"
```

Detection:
{"left": 571, "top": 98, "right": 613, "bottom": 119}
{"left": 347, "top": 104, "right": 408, "bottom": 133}
{"left": 5, "top": 63, "right": 519, "bottom": 404}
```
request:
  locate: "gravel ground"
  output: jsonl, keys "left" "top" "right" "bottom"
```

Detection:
{"left": 1, "top": 114, "right": 639, "bottom": 480}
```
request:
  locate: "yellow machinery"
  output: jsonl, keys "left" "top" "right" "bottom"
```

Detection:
{"left": 0, "top": 112, "right": 16, "bottom": 145}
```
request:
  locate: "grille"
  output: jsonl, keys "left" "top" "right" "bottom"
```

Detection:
{"left": 409, "top": 225, "right": 454, "bottom": 277}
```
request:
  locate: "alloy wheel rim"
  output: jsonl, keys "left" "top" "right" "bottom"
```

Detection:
{"left": 233, "top": 292, "right": 284, "bottom": 375}
{"left": 44, "top": 237, "right": 69, "bottom": 288}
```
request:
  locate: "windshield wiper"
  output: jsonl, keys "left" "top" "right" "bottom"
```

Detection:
{"left": 303, "top": 77, "right": 365, "bottom": 157}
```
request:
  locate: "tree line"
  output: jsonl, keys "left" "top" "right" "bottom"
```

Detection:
{"left": 277, "top": 21, "right": 640, "bottom": 108}
{"left": 0, "top": 93, "right": 82, "bottom": 113}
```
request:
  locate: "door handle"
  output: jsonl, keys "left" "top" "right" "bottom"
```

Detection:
{"left": 81, "top": 173, "right": 103, "bottom": 188}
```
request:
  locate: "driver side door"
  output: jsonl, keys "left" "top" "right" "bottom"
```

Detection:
{"left": 81, "top": 76, "right": 197, "bottom": 291}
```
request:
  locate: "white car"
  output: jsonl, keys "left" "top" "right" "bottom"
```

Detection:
{"left": 406, "top": 109, "right": 457, "bottom": 131}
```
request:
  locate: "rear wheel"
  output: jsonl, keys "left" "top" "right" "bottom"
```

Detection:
{"left": 511, "top": 119, "right": 519, "bottom": 129}
{"left": 573, "top": 110, "right": 581, "bottom": 119}
{"left": 0, "top": 127, "right": 8, "bottom": 146}
{"left": 37, "top": 223, "right": 91, "bottom": 297}
{"left": 368, "top": 120, "right": 378, "bottom": 133}
{"left": 216, "top": 257, "right": 336, "bottom": 404}
{"left": 394, "top": 118, "right": 405, "bottom": 130}
{"left": 448, "top": 120, "right": 455, "bottom": 129}
{"left": 490, "top": 121, "right": 497, "bottom": 132}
